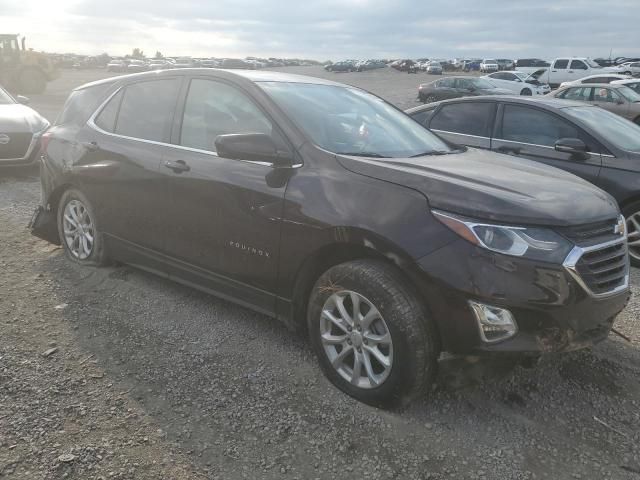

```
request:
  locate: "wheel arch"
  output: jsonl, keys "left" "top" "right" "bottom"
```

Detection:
{"left": 620, "top": 194, "right": 640, "bottom": 212}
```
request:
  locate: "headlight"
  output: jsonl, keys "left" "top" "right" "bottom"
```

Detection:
{"left": 433, "top": 210, "right": 573, "bottom": 263}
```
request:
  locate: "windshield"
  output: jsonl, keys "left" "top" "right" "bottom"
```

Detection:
{"left": 0, "top": 86, "right": 14, "bottom": 104}
{"left": 260, "top": 82, "right": 454, "bottom": 158}
{"left": 617, "top": 86, "right": 640, "bottom": 102}
{"left": 565, "top": 106, "right": 640, "bottom": 152}
{"left": 472, "top": 78, "right": 497, "bottom": 89}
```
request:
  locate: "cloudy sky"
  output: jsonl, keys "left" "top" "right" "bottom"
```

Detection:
{"left": 1, "top": 0, "right": 638, "bottom": 60}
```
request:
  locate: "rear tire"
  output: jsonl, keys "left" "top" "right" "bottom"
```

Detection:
{"left": 307, "top": 260, "right": 440, "bottom": 408}
{"left": 57, "top": 189, "right": 109, "bottom": 266}
{"left": 623, "top": 201, "right": 640, "bottom": 267}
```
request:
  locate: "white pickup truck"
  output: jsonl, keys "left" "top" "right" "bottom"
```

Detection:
{"left": 517, "top": 57, "right": 625, "bottom": 88}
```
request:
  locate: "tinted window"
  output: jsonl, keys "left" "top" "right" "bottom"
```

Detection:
{"left": 583, "top": 77, "right": 603, "bottom": 83}
{"left": 592, "top": 88, "right": 621, "bottom": 103}
{"left": 570, "top": 60, "right": 588, "bottom": 70}
{"left": 559, "top": 87, "right": 592, "bottom": 101}
{"left": 430, "top": 102, "right": 494, "bottom": 137}
{"left": 115, "top": 79, "right": 180, "bottom": 142}
{"left": 410, "top": 109, "right": 435, "bottom": 126}
{"left": 554, "top": 59, "right": 569, "bottom": 69}
{"left": 436, "top": 78, "right": 454, "bottom": 88}
{"left": 56, "top": 83, "right": 114, "bottom": 127}
{"left": 94, "top": 89, "right": 123, "bottom": 132}
{"left": 180, "top": 79, "right": 273, "bottom": 152}
{"left": 500, "top": 105, "right": 578, "bottom": 146}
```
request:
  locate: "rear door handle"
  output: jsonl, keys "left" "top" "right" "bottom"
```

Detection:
{"left": 164, "top": 159, "right": 190, "bottom": 173}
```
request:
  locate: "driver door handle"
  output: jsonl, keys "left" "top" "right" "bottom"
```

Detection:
{"left": 164, "top": 159, "right": 190, "bottom": 173}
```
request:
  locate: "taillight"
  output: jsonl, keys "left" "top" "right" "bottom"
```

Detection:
{"left": 40, "top": 131, "right": 52, "bottom": 156}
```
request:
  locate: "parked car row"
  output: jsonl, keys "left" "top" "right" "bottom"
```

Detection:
{"left": 26, "top": 69, "right": 632, "bottom": 408}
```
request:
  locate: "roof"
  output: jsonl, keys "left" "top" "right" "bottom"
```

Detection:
{"left": 74, "top": 68, "right": 346, "bottom": 92}
{"left": 405, "top": 95, "right": 596, "bottom": 114}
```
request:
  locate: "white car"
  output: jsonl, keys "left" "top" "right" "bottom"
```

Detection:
{"left": 483, "top": 70, "right": 551, "bottom": 95}
{"left": 480, "top": 59, "right": 499, "bottom": 73}
{"left": 619, "top": 62, "right": 640, "bottom": 77}
{"left": 559, "top": 73, "right": 632, "bottom": 88}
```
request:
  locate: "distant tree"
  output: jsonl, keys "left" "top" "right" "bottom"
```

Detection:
{"left": 154, "top": 51, "right": 163, "bottom": 59}
{"left": 132, "top": 48, "right": 144, "bottom": 59}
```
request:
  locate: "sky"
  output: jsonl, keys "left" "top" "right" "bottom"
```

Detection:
{"left": 1, "top": 0, "right": 639, "bottom": 60}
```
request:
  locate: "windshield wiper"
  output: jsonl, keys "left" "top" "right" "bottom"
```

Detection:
{"left": 336, "top": 151, "right": 390, "bottom": 158}
{"left": 410, "top": 150, "right": 454, "bottom": 157}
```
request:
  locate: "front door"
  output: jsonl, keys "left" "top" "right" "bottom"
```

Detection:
{"left": 591, "top": 87, "right": 629, "bottom": 117}
{"left": 162, "top": 77, "right": 293, "bottom": 315}
{"left": 491, "top": 103, "right": 602, "bottom": 185}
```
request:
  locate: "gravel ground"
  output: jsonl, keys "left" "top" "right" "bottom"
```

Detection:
{"left": 1, "top": 67, "right": 639, "bottom": 480}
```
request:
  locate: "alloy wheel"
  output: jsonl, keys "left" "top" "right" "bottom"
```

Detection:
{"left": 425, "top": 95, "right": 437, "bottom": 103}
{"left": 319, "top": 290, "right": 393, "bottom": 389}
{"left": 627, "top": 212, "right": 640, "bottom": 262}
{"left": 63, "top": 199, "right": 95, "bottom": 260}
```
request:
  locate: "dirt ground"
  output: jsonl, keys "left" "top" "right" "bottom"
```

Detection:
{"left": 1, "top": 66, "right": 639, "bottom": 480}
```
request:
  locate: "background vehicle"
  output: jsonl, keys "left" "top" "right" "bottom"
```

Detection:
{"left": 356, "top": 60, "right": 386, "bottom": 72}
{"left": 514, "top": 58, "right": 550, "bottom": 74}
{"left": 392, "top": 59, "right": 418, "bottom": 73}
{"left": 107, "top": 59, "right": 127, "bottom": 72}
{"left": 325, "top": 60, "right": 355, "bottom": 72}
{"left": 538, "top": 58, "right": 626, "bottom": 88}
{"left": 0, "top": 34, "right": 59, "bottom": 94}
{"left": 496, "top": 59, "right": 514, "bottom": 71}
{"left": 618, "top": 61, "right": 640, "bottom": 77}
{"left": 550, "top": 83, "right": 640, "bottom": 124}
{"left": 559, "top": 73, "right": 631, "bottom": 88}
{"left": 30, "top": 70, "right": 629, "bottom": 407}
{"left": 199, "top": 58, "right": 219, "bottom": 68}
{"left": 0, "top": 84, "right": 49, "bottom": 166}
{"left": 148, "top": 59, "right": 171, "bottom": 70}
{"left": 612, "top": 78, "right": 640, "bottom": 94}
{"left": 480, "top": 59, "right": 499, "bottom": 73}
{"left": 407, "top": 95, "right": 640, "bottom": 264}
{"left": 483, "top": 70, "right": 550, "bottom": 95}
{"left": 126, "top": 59, "right": 149, "bottom": 73}
{"left": 418, "top": 76, "right": 512, "bottom": 102}
{"left": 173, "top": 57, "right": 196, "bottom": 68}
{"left": 462, "top": 59, "right": 481, "bottom": 72}
{"left": 425, "top": 61, "right": 443, "bottom": 75}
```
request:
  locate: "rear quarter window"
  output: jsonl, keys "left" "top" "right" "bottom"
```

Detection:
{"left": 430, "top": 102, "right": 494, "bottom": 137}
{"left": 55, "top": 82, "right": 114, "bottom": 127}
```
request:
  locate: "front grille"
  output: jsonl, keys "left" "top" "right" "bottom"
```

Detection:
{"left": 559, "top": 218, "right": 619, "bottom": 245}
{"left": 573, "top": 241, "right": 628, "bottom": 295}
{"left": 0, "top": 132, "right": 33, "bottom": 159}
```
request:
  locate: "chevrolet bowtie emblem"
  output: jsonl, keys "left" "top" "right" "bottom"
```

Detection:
{"left": 0, "top": 134, "right": 10, "bottom": 145}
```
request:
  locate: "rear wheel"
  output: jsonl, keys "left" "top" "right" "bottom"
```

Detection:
{"left": 57, "top": 189, "right": 108, "bottom": 266}
{"left": 520, "top": 88, "right": 532, "bottom": 96}
{"left": 307, "top": 260, "right": 440, "bottom": 408}
{"left": 623, "top": 201, "right": 640, "bottom": 267}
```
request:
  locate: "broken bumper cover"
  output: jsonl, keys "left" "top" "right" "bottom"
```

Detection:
{"left": 29, "top": 205, "right": 60, "bottom": 245}
{"left": 416, "top": 238, "right": 630, "bottom": 355}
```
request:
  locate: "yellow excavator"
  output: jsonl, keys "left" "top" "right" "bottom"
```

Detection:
{"left": 0, "top": 34, "right": 59, "bottom": 94}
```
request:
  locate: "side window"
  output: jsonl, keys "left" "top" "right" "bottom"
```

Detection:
{"left": 504, "top": 73, "right": 518, "bottom": 81}
{"left": 570, "top": 60, "right": 588, "bottom": 70}
{"left": 180, "top": 79, "right": 273, "bottom": 153}
{"left": 500, "top": 105, "right": 578, "bottom": 147}
{"left": 489, "top": 72, "right": 505, "bottom": 80}
{"left": 410, "top": 109, "right": 435, "bottom": 126}
{"left": 554, "top": 59, "right": 569, "bottom": 69}
{"left": 436, "top": 78, "right": 453, "bottom": 88}
{"left": 582, "top": 77, "right": 601, "bottom": 84}
{"left": 592, "top": 88, "right": 621, "bottom": 103}
{"left": 430, "top": 102, "right": 494, "bottom": 137}
{"left": 559, "top": 87, "right": 591, "bottom": 101}
{"left": 94, "top": 89, "right": 123, "bottom": 132}
{"left": 115, "top": 79, "right": 180, "bottom": 142}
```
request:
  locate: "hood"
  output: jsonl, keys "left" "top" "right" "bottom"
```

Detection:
{"left": 0, "top": 104, "right": 49, "bottom": 133}
{"left": 525, "top": 69, "right": 548, "bottom": 84}
{"left": 337, "top": 148, "right": 618, "bottom": 227}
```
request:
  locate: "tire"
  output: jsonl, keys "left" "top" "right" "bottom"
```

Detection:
{"left": 57, "top": 189, "right": 109, "bottom": 266}
{"left": 19, "top": 68, "right": 46, "bottom": 94}
{"left": 623, "top": 201, "right": 640, "bottom": 267}
{"left": 425, "top": 94, "right": 437, "bottom": 103}
{"left": 520, "top": 88, "right": 532, "bottom": 96}
{"left": 307, "top": 260, "right": 440, "bottom": 408}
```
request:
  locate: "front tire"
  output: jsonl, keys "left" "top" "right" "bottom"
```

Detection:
{"left": 623, "top": 201, "right": 640, "bottom": 267}
{"left": 307, "top": 260, "right": 440, "bottom": 408}
{"left": 425, "top": 94, "right": 437, "bottom": 103}
{"left": 57, "top": 189, "right": 108, "bottom": 266}
{"left": 520, "top": 88, "right": 532, "bottom": 96}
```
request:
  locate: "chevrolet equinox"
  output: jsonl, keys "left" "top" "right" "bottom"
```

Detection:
{"left": 30, "top": 69, "right": 630, "bottom": 407}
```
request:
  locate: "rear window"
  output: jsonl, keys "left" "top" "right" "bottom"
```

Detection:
{"left": 55, "top": 82, "right": 114, "bottom": 127}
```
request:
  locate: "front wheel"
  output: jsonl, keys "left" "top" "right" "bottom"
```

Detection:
{"left": 425, "top": 94, "right": 437, "bottom": 103}
{"left": 623, "top": 201, "right": 640, "bottom": 267}
{"left": 520, "top": 88, "right": 532, "bottom": 96}
{"left": 57, "top": 189, "right": 109, "bottom": 266}
{"left": 307, "top": 260, "right": 440, "bottom": 408}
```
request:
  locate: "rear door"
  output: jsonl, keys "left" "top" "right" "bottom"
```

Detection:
{"left": 161, "top": 76, "right": 293, "bottom": 315}
{"left": 568, "top": 59, "right": 589, "bottom": 83}
{"left": 427, "top": 101, "right": 495, "bottom": 149}
{"left": 84, "top": 77, "right": 181, "bottom": 261}
{"left": 491, "top": 102, "right": 602, "bottom": 184}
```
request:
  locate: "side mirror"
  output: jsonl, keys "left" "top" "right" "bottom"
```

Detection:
{"left": 555, "top": 138, "right": 588, "bottom": 157}
{"left": 16, "top": 95, "right": 30, "bottom": 105}
{"left": 215, "top": 133, "right": 291, "bottom": 166}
